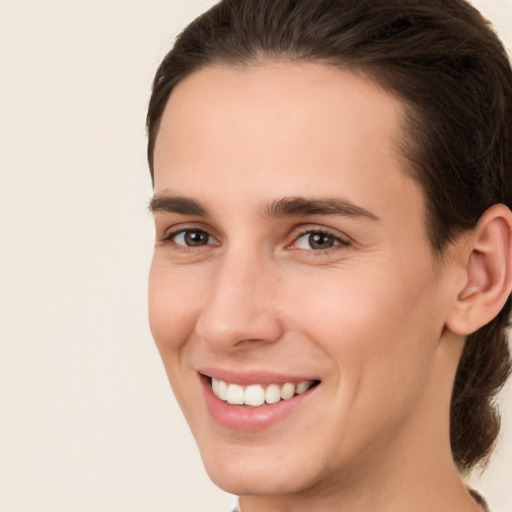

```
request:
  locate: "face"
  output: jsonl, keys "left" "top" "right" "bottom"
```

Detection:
{"left": 149, "top": 62, "right": 457, "bottom": 497}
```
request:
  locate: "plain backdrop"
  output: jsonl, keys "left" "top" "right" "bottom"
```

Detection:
{"left": 0, "top": 1, "right": 511, "bottom": 511}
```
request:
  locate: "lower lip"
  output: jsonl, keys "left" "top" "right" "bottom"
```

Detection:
{"left": 201, "top": 376, "right": 318, "bottom": 432}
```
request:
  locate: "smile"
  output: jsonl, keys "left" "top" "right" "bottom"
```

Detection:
{"left": 200, "top": 372, "right": 321, "bottom": 430}
{"left": 211, "top": 378, "right": 317, "bottom": 407}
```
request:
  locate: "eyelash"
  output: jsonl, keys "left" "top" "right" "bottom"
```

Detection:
{"left": 290, "top": 228, "right": 351, "bottom": 254}
{"left": 160, "top": 226, "right": 351, "bottom": 254}
{"left": 161, "top": 228, "right": 217, "bottom": 251}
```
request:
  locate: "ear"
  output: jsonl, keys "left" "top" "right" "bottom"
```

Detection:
{"left": 446, "top": 204, "right": 512, "bottom": 336}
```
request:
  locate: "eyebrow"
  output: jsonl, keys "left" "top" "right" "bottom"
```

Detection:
{"left": 148, "top": 193, "right": 209, "bottom": 216}
{"left": 263, "top": 196, "right": 380, "bottom": 222}
{"left": 148, "top": 193, "right": 380, "bottom": 222}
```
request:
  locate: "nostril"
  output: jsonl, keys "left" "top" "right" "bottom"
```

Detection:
{"left": 196, "top": 313, "right": 284, "bottom": 351}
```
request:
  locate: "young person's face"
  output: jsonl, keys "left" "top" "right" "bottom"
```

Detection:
{"left": 149, "top": 62, "right": 460, "bottom": 497}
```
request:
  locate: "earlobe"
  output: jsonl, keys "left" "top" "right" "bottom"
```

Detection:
{"left": 446, "top": 204, "right": 512, "bottom": 336}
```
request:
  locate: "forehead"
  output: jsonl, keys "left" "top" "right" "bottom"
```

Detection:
{"left": 155, "top": 61, "right": 406, "bottom": 174}
{"left": 153, "top": 61, "right": 424, "bottom": 232}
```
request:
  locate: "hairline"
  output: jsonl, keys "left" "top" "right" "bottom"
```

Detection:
{"left": 149, "top": 55, "right": 448, "bottom": 258}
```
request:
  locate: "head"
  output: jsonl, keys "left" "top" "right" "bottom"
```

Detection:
{"left": 147, "top": 0, "right": 512, "bottom": 487}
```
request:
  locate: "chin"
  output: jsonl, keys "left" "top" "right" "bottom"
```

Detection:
{"left": 196, "top": 435, "right": 328, "bottom": 497}
{"left": 204, "top": 458, "right": 313, "bottom": 496}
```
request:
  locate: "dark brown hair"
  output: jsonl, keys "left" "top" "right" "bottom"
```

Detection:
{"left": 146, "top": 0, "right": 512, "bottom": 472}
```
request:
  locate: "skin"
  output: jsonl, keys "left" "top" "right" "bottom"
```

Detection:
{"left": 149, "top": 62, "right": 485, "bottom": 512}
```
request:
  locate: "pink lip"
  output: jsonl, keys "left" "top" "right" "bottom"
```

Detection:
{"left": 198, "top": 367, "right": 318, "bottom": 386}
{"left": 199, "top": 372, "right": 320, "bottom": 432}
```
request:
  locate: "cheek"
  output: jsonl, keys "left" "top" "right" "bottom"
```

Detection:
{"left": 283, "top": 261, "right": 440, "bottom": 385}
{"left": 148, "top": 261, "right": 205, "bottom": 420}
{"left": 287, "top": 267, "right": 442, "bottom": 446}
{"left": 148, "top": 259, "right": 200, "bottom": 356}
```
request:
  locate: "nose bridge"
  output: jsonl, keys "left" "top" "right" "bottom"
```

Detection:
{"left": 196, "top": 245, "right": 282, "bottom": 350}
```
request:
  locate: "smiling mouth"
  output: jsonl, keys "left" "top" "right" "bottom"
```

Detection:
{"left": 208, "top": 377, "right": 320, "bottom": 407}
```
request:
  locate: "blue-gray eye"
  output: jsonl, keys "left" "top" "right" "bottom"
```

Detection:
{"left": 295, "top": 232, "right": 341, "bottom": 250}
{"left": 173, "top": 230, "right": 213, "bottom": 247}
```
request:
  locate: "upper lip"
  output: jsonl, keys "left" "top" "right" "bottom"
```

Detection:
{"left": 197, "top": 367, "right": 320, "bottom": 386}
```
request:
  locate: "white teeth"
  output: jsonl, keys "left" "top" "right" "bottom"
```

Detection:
{"left": 245, "top": 385, "right": 265, "bottom": 407}
{"left": 217, "top": 379, "right": 228, "bottom": 401}
{"left": 265, "top": 384, "right": 281, "bottom": 404}
{"left": 226, "top": 384, "right": 244, "bottom": 405}
{"left": 280, "top": 382, "right": 295, "bottom": 400}
{"left": 296, "top": 380, "right": 313, "bottom": 394}
{"left": 212, "top": 377, "right": 219, "bottom": 396}
{"left": 210, "top": 378, "right": 316, "bottom": 407}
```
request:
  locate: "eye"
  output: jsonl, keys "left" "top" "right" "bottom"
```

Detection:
{"left": 293, "top": 231, "right": 346, "bottom": 250}
{"left": 171, "top": 229, "right": 215, "bottom": 247}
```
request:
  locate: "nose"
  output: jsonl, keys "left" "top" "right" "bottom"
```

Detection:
{"left": 195, "top": 251, "right": 284, "bottom": 351}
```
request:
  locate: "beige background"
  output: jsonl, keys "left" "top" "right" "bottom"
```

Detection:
{"left": 0, "top": 1, "right": 511, "bottom": 511}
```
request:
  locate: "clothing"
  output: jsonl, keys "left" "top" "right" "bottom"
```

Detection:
{"left": 468, "top": 487, "right": 491, "bottom": 512}
{"left": 228, "top": 488, "right": 490, "bottom": 512}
